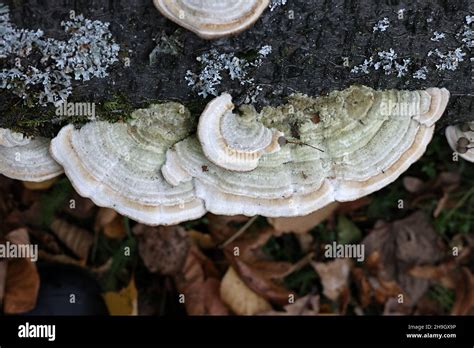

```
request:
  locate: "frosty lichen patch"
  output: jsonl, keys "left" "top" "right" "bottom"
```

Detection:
{"left": 430, "top": 31, "right": 446, "bottom": 42}
{"left": 350, "top": 12, "right": 473, "bottom": 79}
{"left": 185, "top": 45, "right": 272, "bottom": 98}
{"left": 0, "top": 4, "right": 120, "bottom": 106}
{"left": 269, "top": 0, "right": 287, "bottom": 12}
{"left": 373, "top": 17, "right": 390, "bottom": 32}
{"left": 351, "top": 49, "right": 411, "bottom": 77}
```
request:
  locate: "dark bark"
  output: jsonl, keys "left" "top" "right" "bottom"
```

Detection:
{"left": 1, "top": 0, "right": 472, "bottom": 136}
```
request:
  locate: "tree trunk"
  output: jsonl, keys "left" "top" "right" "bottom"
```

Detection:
{"left": 1, "top": 0, "right": 472, "bottom": 136}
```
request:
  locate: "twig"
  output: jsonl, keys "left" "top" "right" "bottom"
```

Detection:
{"left": 275, "top": 251, "right": 316, "bottom": 279}
{"left": 220, "top": 215, "right": 258, "bottom": 248}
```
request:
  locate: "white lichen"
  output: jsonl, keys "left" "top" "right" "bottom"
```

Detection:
{"left": 430, "top": 31, "right": 446, "bottom": 42}
{"left": 466, "top": 15, "right": 474, "bottom": 25}
{"left": 269, "top": 0, "right": 287, "bottom": 12}
{"left": 373, "top": 17, "right": 390, "bottom": 32}
{"left": 413, "top": 66, "right": 428, "bottom": 80}
{"left": 185, "top": 45, "right": 272, "bottom": 98}
{"left": 430, "top": 48, "right": 466, "bottom": 71}
{"left": 0, "top": 4, "right": 120, "bottom": 106}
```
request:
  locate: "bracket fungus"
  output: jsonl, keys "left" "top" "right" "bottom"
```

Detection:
{"left": 163, "top": 86, "right": 450, "bottom": 218}
{"left": 50, "top": 103, "right": 206, "bottom": 226}
{"left": 0, "top": 128, "right": 63, "bottom": 182}
{"left": 197, "top": 93, "right": 283, "bottom": 171}
{"left": 153, "top": 0, "right": 269, "bottom": 39}
{"left": 446, "top": 121, "right": 474, "bottom": 162}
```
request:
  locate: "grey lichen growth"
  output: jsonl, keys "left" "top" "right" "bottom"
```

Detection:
{"left": 350, "top": 12, "right": 472, "bottom": 79}
{"left": 0, "top": 3, "right": 120, "bottom": 106}
{"left": 373, "top": 17, "right": 390, "bottom": 32}
{"left": 185, "top": 45, "right": 272, "bottom": 98}
{"left": 269, "top": 0, "right": 287, "bottom": 11}
{"left": 351, "top": 49, "right": 411, "bottom": 77}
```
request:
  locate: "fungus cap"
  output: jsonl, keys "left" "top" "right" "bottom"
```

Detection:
{"left": 198, "top": 93, "right": 283, "bottom": 172}
{"left": 163, "top": 86, "right": 450, "bottom": 218}
{"left": 153, "top": 0, "right": 269, "bottom": 39}
{"left": 0, "top": 128, "right": 63, "bottom": 182}
{"left": 50, "top": 103, "right": 206, "bottom": 225}
{"left": 445, "top": 121, "right": 474, "bottom": 162}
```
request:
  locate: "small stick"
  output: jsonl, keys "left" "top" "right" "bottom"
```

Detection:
{"left": 220, "top": 215, "right": 259, "bottom": 248}
{"left": 279, "top": 136, "right": 324, "bottom": 152}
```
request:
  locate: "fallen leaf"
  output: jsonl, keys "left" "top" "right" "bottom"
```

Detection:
{"left": 220, "top": 267, "right": 272, "bottom": 315}
{"left": 3, "top": 228, "right": 40, "bottom": 314}
{"left": 64, "top": 192, "right": 96, "bottom": 220}
{"left": 223, "top": 228, "right": 294, "bottom": 305}
{"left": 4, "top": 258, "right": 39, "bottom": 314}
{"left": 352, "top": 268, "right": 372, "bottom": 308}
{"left": 409, "top": 262, "right": 456, "bottom": 289}
{"left": 50, "top": 219, "right": 94, "bottom": 260}
{"left": 206, "top": 213, "right": 250, "bottom": 244}
{"left": 312, "top": 259, "right": 351, "bottom": 301}
{"left": 353, "top": 252, "right": 404, "bottom": 308}
{"left": 174, "top": 246, "right": 229, "bottom": 315}
{"left": 403, "top": 176, "right": 426, "bottom": 193}
{"left": 103, "top": 278, "right": 138, "bottom": 316}
{"left": 103, "top": 215, "right": 127, "bottom": 240}
{"left": 268, "top": 202, "right": 339, "bottom": 234}
{"left": 188, "top": 229, "right": 216, "bottom": 249}
{"left": 362, "top": 211, "right": 444, "bottom": 306}
{"left": 451, "top": 267, "right": 474, "bottom": 315}
{"left": 133, "top": 224, "right": 190, "bottom": 275}
{"left": 260, "top": 294, "right": 320, "bottom": 315}
{"left": 94, "top": 208, "right": 118, "bottom": 232}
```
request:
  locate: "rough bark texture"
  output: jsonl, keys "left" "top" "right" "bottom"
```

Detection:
{"left": 1, "top": 0, "right": 472, "bottom": 137}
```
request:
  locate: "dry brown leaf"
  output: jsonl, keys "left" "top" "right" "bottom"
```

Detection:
{"left": 220, "top": 266, "right": 272, "bottom": 315}
{"left": 403, "top": 176, "right": 426, "bottom": 193}
{"left": 103, "top": 215, "right": 126, "bottom": 240}
{"left": 261, "top": 294, "right": 320, "bottom": 315}
{"left": 352, "top": 268, "right": 372, "bottom": 308}
{"left": 206, "top": 213, "right": 250, "bottom": 244}
{"left": 352, "top": 252, "right": 404, "bottom": 308}
{"left": 174, "top": 246, "right": 229, "bottom": 315}
{"left": 103, "top": 278, "right": 138, "bottom": 316}
{"left": 409, "top": 262, "right": 456, "bottom": 289}
{"left": 451, "top": 267, "right": 474, "bottom": 315}
{"left": 28, "top": 229, "right": 62, "bottom": 254}
{"left": 362, "top": 211, "right": 444, "bottom": 306}
{"left": 223, "top": 228, "right": 294, "bottom": 305}
{"left": 188, "top": 229, "right": 216, "bottom": 249}
{"left": 22, "top": 177, "right": 57, "bottom": 191}
{"left": 133, "top": 224, "right": 190, "bottom": 275}
{"left": 94, "top": 207, "right": 118, "bottom": 232}
{"left": 268, "top": 202, "right": 339, "bottom": 234}
{"left": 50, "top": 219, "right": 93, "bottom": 260}
{"left": 4, "top": 257, "right": 39, "bottom": 314}
{"left": 64, "top": 192, "right": 96, "bottom": 220}
{"left": 312, "top": 259, "right": 351, "bottom": 301}
{"left": 437, "top": 172, "right": 461, "bottom": 193}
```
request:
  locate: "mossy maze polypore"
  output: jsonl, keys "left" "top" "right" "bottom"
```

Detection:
{"left": 49, "top": 86, "right": 449, "bottom": 225}
{"left": 50, "top": 103, "right": 205, "bottom": 226}
{"left": 163, "top": 86, "right": 449, "bottom": 219}
{"left": 0, "top": 128, "right": 63, "bottom": 182}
